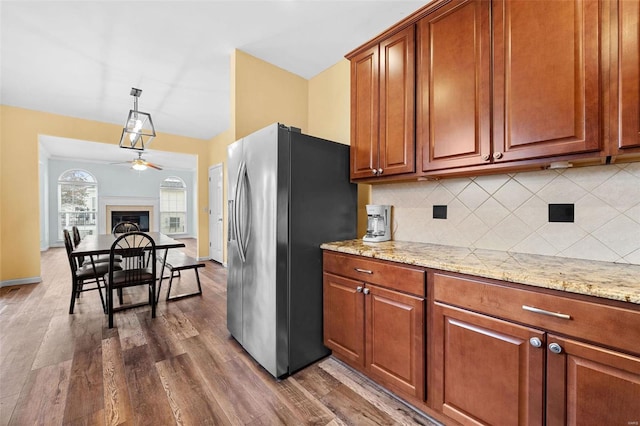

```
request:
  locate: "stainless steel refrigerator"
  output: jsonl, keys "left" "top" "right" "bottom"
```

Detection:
{"left": 227, "top": 123, "right": 357, "bottom": 378}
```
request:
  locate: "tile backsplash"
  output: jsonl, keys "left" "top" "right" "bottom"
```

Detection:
{"left": 372, "top": 162, "right": 640, "bottom": 264}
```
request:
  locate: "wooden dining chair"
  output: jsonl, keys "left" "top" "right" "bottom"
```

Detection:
{"left": 72, "top": 225, "right": 118, "bottom": 266}
{"left": 71, "top": 225, "right": 82, "bottom": 247}
{"left": 111, "top": 221, "right": 142, "bottom": 270}
{"left": 105, "top": 231, "right": 157, "bottom": 328}
{"left": 112, "top": 221, "right": 140, "bottom": 235}
{"left": 63, "top": 229, "right": 113, "bottom": 314}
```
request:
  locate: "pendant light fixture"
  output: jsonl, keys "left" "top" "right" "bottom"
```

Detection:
{"left": 119, "top": 87, "right": 156, "bottom": 151}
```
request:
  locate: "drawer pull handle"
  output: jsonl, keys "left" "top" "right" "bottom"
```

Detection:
{"left": 522, "top": 305, "right": 571, "bottom": 320}
{"left": 548, "top": 343, "right": 563, "bottom": 354}
{"left": 354, "top": 268, "right": 373, "bottom": 274}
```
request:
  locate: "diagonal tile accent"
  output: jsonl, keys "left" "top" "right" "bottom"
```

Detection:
{"left": 591, "top": 169, "right": 640, "bottom": 212}
{"left": 372, "top": 163, "right": 640, "bottom": 264}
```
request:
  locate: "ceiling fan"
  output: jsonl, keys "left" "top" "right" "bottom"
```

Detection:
{"left": 114, "top": 151, "right": 163, "bottom": 171}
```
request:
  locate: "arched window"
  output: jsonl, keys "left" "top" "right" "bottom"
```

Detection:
{"left": 58, "top": 169, "right": 98, "bottom": 240}
{"left": 160, "top": 176, "right": 187, "bottom": 234}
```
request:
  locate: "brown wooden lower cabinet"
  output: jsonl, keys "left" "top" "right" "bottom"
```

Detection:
{"left": 433, "top": 271, "right": 640, "bottom": 426}
{"left": 322, "top": 252, "right": 425, "bottom": 401}
{"left": 323, "top": 251, "right": 640, "bottom": 425}
{"left": 546, "top": 335, "right": 640, "bottom": 426}
{"left": 433, "top": 301, "right": 640, "bottom": 426}
{"left": 432, "top": 302, "right": 545, "bottom": 425}
{"left": 323, "top": 272, "right": 425, "bottom": 401}
{"left": 366, "top": 283, "right": 424, "bottom": 399}
{"left": 323, "top": 272, "right": 365, "bottom": 368}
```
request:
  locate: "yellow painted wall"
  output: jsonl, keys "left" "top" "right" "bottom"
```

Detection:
{"left": 222, "top": 49, "right": 310, "bottom": 159}
{"left": 234, "top": 50, "right": 308, "bottom": 138}
{"left": 308, "top": 59, "right": 371, "bottom": 238}
{"left": 308, "top": 60, "right": 351, "bottom": 144}
{"left": 0, "top": 105, "right": 209, "bottom": 283}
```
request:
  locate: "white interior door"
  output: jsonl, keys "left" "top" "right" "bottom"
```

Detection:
{"left": 209, "top": 163, "right": 224, "bottom": 263}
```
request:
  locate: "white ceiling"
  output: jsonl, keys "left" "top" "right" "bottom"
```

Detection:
{"left": 1, "top": 0, "right": 427, "bottom": 143}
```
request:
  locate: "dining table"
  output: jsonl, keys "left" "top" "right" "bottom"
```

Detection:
{"left": 71, "top": 232, "right": 186, "bottom": 306}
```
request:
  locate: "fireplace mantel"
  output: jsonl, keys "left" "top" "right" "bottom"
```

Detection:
{"left": 99, "top": 196, "right": 159, "bottom": 233}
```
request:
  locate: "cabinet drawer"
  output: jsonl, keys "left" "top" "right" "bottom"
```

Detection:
{"left": 323, "top": 251, "right": 425, "bottom": 297}
{"left": 433, "top": 272, "right": 640, "bottom": 356}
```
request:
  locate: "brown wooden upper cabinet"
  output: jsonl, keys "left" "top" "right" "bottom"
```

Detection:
{"left": 417, "top": 0, "right": 491, "bottom": 171}
{"left": 348, "top": 0, "right": 636, "bottom": 181}
{"left": 348, "top": 26, "right": 415, "bottom": 180}
{"left": 611, "top": 0, "right": 640, "bottom": 154}
{"left": 418, "top": 0, "right": 602, "bottom": 172}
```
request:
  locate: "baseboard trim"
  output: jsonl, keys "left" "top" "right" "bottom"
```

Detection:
{"left": 1, "top": 276, "right": 42, "bottom": 288}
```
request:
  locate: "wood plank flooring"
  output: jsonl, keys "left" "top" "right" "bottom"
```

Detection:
{"left": 0, "top": 239, "right": 440, "bottom": 425}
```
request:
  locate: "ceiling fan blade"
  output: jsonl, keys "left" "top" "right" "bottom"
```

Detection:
{"left": 146, "top": 162, "right": 163, "bottom": 170}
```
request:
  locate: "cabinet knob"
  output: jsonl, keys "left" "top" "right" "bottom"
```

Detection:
{"left": 363, "top": 288, "right": 370, "bottom": 295}
{"left": 371, "top": 169, "right": 378, "bottom": 175}
{"left": 493, "top": 152, "right": 503, "bottom": 160}
{"left": 529, "top": 337, "right": 543, "bottom": 348}
{"left": 356, "top": 286, "right": 363, "bottom": 293}
{"left": 548, "top": 342, "right": 563, "bottom": 354}
{"left": 482, "top": 154, "right": 490, "bottom": 161}
{"left": 377, "top": 168, "right": 383, "bottom": 175}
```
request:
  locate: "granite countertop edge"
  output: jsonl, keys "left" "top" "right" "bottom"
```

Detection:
{"left": 320, "top": 240, "right": 640, "bottom": 305}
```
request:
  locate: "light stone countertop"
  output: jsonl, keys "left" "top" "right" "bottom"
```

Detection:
{"left": 320, "top": 239, "right": 640, "bottom": 305}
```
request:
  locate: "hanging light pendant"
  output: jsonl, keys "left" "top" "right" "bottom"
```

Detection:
{"left": 119, "top": 87, "right": 156, "bottom": 150}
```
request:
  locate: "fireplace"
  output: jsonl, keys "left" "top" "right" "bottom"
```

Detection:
{"left": 101, "top": 197, "right": 157, "bottom": 233}
{"left": 111, "top": 211, "right": 150, "bottom": 232}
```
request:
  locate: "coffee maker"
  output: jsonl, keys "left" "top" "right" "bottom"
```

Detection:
{"left": 363, "top": 204, "right": 391, "bottom": 242}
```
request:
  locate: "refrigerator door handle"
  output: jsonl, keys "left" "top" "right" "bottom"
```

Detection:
{"left": 239, "top": 165, "right": 252, "bottom": 258}
{"left": 234, "top": 161, "right": 247, "bottom": 262}
{"left": 227, "top": 200, "right": 235, "bottom": 242}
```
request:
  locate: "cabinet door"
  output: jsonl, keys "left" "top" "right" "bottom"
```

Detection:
{"left": 323, "top": 272, "right": 365, "bottom": 368}
{"left": 546, "top": 334, "right": 640, "bottom": 426}
{"left": 365, "top": 283, "right": 424, "bottom": 400}
{"left": 417, "top": 0, "right": 491, "bottom": 171}
{"left": 433, "top": 302, "right": 544, "bottom": 426}
{"left": 616, "top": 0, "right": 640, "bottom": 150}
{"left": 350, "top": 44, "right": 380, "bottom": 180}
{"left": 379, "top": 26, "right": 415, "bottom": 177}
{"left": 493, "top": 0, "right": 601, "bottom": 162}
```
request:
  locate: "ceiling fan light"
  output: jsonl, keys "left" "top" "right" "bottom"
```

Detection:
{"left": 132, "top": 161, "right": 147, "bottom": 171}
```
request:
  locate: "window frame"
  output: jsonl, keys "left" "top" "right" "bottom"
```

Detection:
{"left": 159, "top": 176, "right": 187, "bottom": 235}
{"left": 57, "top": 169, "right": 98, "bottom": 240}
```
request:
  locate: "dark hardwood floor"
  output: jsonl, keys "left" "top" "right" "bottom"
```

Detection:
{"left": 0, "top": 239, "right": 439, "bottom": 425}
